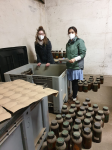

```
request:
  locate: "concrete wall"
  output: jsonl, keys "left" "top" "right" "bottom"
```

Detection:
{"left": 0, "top": 0, "right": 46, "bottom": 62}
{"left": 46, "top": 0, "right": 112, "bottom": 75}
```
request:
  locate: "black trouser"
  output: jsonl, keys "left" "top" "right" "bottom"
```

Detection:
{"left": 72, "top": 80, "right": 78, "bottom": 98}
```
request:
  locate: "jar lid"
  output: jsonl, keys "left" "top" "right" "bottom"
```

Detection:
{"left": 56, "top": 50, "right": 58, "bottom": 52}
{"left": 95, "top": 115, "right": 101, "bottom": 121}
{"left": 84, "top": 127, "right": 91, "bottom": 135}
{"left": 103, "top": 106, "right": 108, "bottom": 111}
{"left": 88, "top": 107, "right": 93, "bottom": 112}
{"left": 90, "top": 76, "right": 93, "bottom": 78}
{"left": 85, "top": 98, "right": 90, "bottom": 102}
{"left": 83, "top": 102, "right": 88, "bottom": 106}
{"left": 66, "top": 114, "right": 71, "bottom": 120}
{"left": 56, "top": 138, "right": 64, "bottom": 146}
{"left": 84, "top": 81, "right": 88, "bottom": 85}
{"left": 84, "top": 119, "right": 90, "bottom": 125}
{"left": 69, "top": 109, "right": 74, "bottom": 114}
{"left": 63, "top": 121, "right": 69, "bottom": 128}
{"left": 100, "top": 76, "right": 104, "bottom": 78}
{"left": 62, "top": 105, "right": 67, "bottom": 110}
{"left": 86, "top": 113, "right": 91, "bottom": 118}
{"left": 94, "top": 122, "right": 101, "bottom": 129}
{"left": 98, "top": 110, "right": 103, "bottom": 115}
{"left": 59, "top": 50, "right": 61, "bottom": 52}
{"left": 94, "top": 81, "right": 98, "bottom": 84}
{"left": 75, "top": 100, "right": 80, "bottom": 105}
{"left": 73, "top": 125, "right": 79, "bottom": 132}
{"left": 78, "top": 82, "right": 83, "bottom": 85}
{"left": 48, "top": 131, "right": 54, "bottom": 139}
{"left": 80, "top": 106, "right": 85, "bottom": 111}
{"left": 51, "top": 120, "right": 57, "bottom": 126}
{"left": 93, "top": 104, "right": 98, "bottom": 108}
{"left": 77, "top": 111, "right": 83, "bottom": 117}
{"left": 71, "top": 104, "right": 76, "bottom": 108}
{"left": 62, "top": 130, "right": 68, "bottom": 138}
{"left": 75, "top": 118, "right": 81, "bottom": 125}
{"left": 63, "top": 51, "right": 66, "bottom": 52}
{"left": 87, "top": 81, "right": 91, "bottom": 83}
{"left": 56, "top": 114, "right": 62, "bottom": 120}
{"left": 62, "top": 114, "right": 66, "bottom": 118}
{"left": 73, "top": 132, "right": 80, "bottom": 139}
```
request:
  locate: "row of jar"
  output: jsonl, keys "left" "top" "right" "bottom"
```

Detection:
{"left": 48, "top": 121, "right": 102, "bottom": 150}
{"left": 78, "top": 76, "right": 104, "bottom": 92}
{"left": 51, "top": 51, "right": 66, "bottom": 59}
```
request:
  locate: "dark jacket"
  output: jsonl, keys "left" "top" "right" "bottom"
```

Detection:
{"left": 66, "top": 37, "right": 86, "bottom": 70}
{"left": 35, "top": 39, "right": 54, "bottom": 64}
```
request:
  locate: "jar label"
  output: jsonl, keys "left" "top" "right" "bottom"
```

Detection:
{"left": 94, "top": 136, "right": 99, "bottom": 140}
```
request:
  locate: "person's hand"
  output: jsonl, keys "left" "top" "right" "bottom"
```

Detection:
{"left": 37, "top": 62, "right": 41, "bottom": 66}
{"left": 69, "top": 58, "right": 75, "bottom": 63}
{"left": 46, "top": 63, "right": 50, "bottom": 67}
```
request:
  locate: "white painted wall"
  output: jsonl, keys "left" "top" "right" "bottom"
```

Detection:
{"left": 46, "top": 0, "right": 112, "bottom": 75}
{"left": 0, "top": 0, "right": 46, "bottom": 62}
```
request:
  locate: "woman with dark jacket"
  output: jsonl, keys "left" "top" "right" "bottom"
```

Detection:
{"left": 66, "top": 26, "right": 87, "bottom": 101}
{"left": 35, "top": 26, "right": 54, "bottom": 66}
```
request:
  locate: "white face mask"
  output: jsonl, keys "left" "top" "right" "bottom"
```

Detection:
{"left": 38, "top": 35, "right": 44, "bottom": 40}
{"left": 69, "top": 33, "right": 75, "bottom": 40}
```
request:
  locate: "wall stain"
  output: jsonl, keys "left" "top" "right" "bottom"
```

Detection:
{"left": 29, "top": 5, "right": 37, "bottom": 12}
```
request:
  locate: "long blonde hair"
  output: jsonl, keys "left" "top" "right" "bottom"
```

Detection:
{"left": 35, "top": 26, "right": 48, "bottom": 45}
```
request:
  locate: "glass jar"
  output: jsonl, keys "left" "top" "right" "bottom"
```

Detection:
{"left": 61, "top": 105, "right": 68, "bottom": 115}
{"left": 93, "top": 122, "right": 102, "bottom": 143}
{"left": 69, "top": 109, "right": 75, "bottom": 123}
{"left": 85, "top": 98, "right": 91, "bottom": 107}
{"left": 72, "top": 132, "right": 82, "bottom": 150}
{"left": 89, "top": 77, "right": 94, "bottom": 89}
{"left": 100, "top": 76, "right": 104, "bottom": 84}
{"left": 83, "top": 119, "right": 91, "bottom": 130}
{"left": 51, "top": 120, "right": 59, "bottom": 138}
{"left": 87, "top": 80, "right": 91, "bottom": 90}
{"left": 61, "top": 130, "right": 70, "bottom": 150}
{"left": 78, "top": 82, "right": 83, "bottom": 92}
{"left": 59, "top": 51, "right": 63, "bottom": 58}
{"left": 56, "top": 137, "right": 66, "bottom": 150}
{"left": 75, "top": 100, "right": 81, "bottom": 112}
{"left": 98, "top": 110, "right": 105, "bottom": 128}
{"left": 82, "top": 102, "right": 88, "bottom": 111}
{"left": 103, "top": 106, "right": 110, "bottom": 123}
{"left": 83, "top": 82, "right": 88, "bottom": 92}
{"left": 63, "top": 51, "right": 66, "bottom": 58}
{"left": 62, "top": 114, "right": 66, "bottom": 122}
{"left": 56, "top": 114, "right": 63, "bottom": 132}
{"left": 85, "top": 113, "right": 93, "bottom": 125}
{"left": 74, "top": 118, "right": 82, "bottom": 130}
{"left": 93, "top": 81, "right": 98, "bottom": 92}
{"left": 55, "top": 51, "right": 59, "bottom": 59}
{"left": 94, "top": 116, "right": 103, "bottom": 127}
{"left": 77, "top": 111, "right": 84, "bottom": 123}
{"left": 72, "top": 125, "right": 81, "bottom": 134}
{"left": 82, "top": 127, "right": 92, "bottom": 149}
{"left": 47, "top": 131, "right": 56, "bottom": 150}
{"left": 96, "top": 78, "right": 101, "bottom": 89}
{"left": 70, "top": 104, "right": 77, "bottom": 113}
{"left": 65, "top": 114, "right": 73, "bottom": 127}
{"left": 62, "top": 121, "right": 71, "bottom": 134}
{"left": 93, "top": 104, "right": 99, "bottom": 118}
{"left": 88, "top": 107, "right": 94, "bottom": 117}
{"left": 80, "top": 106, "right": 86, "bottom": 117}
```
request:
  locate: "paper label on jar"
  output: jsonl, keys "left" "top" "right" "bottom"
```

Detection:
{"left": 94, "top": 136, "right": 99, "bottom": 140}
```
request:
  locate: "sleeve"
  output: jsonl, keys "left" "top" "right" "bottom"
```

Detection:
{"left": 47, "top": 41, "right": 53, "bottom": 63}
{"left": 78, "top": 39, "right": 87, "bottom": 59}
{"left": 35, "top": 43, "right": 41, "bottom": 63}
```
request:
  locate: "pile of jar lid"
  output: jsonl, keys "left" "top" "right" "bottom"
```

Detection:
{"left": 47, "top": 98, "right": 109, "bottom": 150}
{"left": 51, "top": 51, "right": 66, "bottom": 59}
{"left": 78, "top": 76, "right": 104, "bottom": 93}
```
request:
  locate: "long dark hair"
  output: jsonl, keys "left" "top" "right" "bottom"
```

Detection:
{"left": 35, "top": 26, "right": 48, "bottom": 45}
{"left": 68, "top": 26, "right": 78, "bottom": 37}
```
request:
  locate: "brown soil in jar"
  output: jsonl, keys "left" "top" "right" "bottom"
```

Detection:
{"left": 47, "top": 131, "right": 56, "bottom": 150}
{"left": 51, "top": 120, "right": 59, "bottom": 138}
{"left": 56, "top": 115, "right": 63, "bottom": 132}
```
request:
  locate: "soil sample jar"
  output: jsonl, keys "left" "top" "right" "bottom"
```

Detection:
{"left": 85, "top": 113, "right": 93, "bottom": 125}
{"left": 93, "top": 82, "right": 98, "bottom": 92}
{"left": 83, "top": 102, "right": 88, "bottom": 112}
{"left": 80, "top": 106, "right": 86, "bottom": 117}
{"left": 93, "top": 122, "right": 102, "bottom": 143}
{"left": 56, "top": 115, "right": 63, "bottom": 132}
{"left": 55, "top": 51, "right": 59, "bottom": 59}
{"left": 75, "top": 100, "right": 81, "bottom": 112}
{"left": 83, "top": 119, "right": 91, "bottom": 130}
{"left": 65, "top": 114, "right": 73, "bottom": 127}
{"left": 100, "top": 76, "right": 104, "bottom": 84}
{"left": 98, "top": 110, "right": 105, "bottom": 128}
{"left": 72, "top": 125, "right": 81, "bottom": 134}
{"left": 69, "top": 109, "right": 76, "bottom": 123}
{"left": 93, "top": 104, "right": 99, "bottom": 118}
{"left": 61, "top": 105, "right": 68, "bottom": 115}
{"left": 96, "top": 78, "right": 101, "bottom": 89}
{"left": 89, "top": 77, "right": 94, "bottom": 89}
{"left": 47, "top": 131, "right": 56, "bottom": 150}
{"left": 61, "top": 130, "right": 70, "bottom": 150}
{"left": 83, "top": 82, "right": 88, "bottom": 92}
{"left": 70, "top": 104, "right": 77, "bottom": 114}
{"left": 63, "top": 51, "right": 66, "bottom": 58}
{"left": 72, "top": 132, "right": 82, "bottom": 150}
{"left": 103, "top": 106, "right": 110, "bottom": 123}
{"left": 82, "top": 127, "right": 92, "bottom": 149}
{"left": 62, "top": 114, "right": 66, "bottom": 121}
{"left": 77, "top": 111, "right": 84, "bottom": 123}
{"left": 74, "top": 119, "right": 82, "bottom": 130}
{"left": 88, "top": 80, "right": 91, "bottom": 90}
{"left": 85, "top": 98, "right": 91, "bottom": 107}
{"left": 88, "top": 107, "right": 94, "bottom": 117}
{"left": 59, "top": 51, "right": 63, "bottom": 58}
{"left": 51, "top": 120, "right": 59, "bottom": 138}
{"left": 78, "top": 82, "right": 83, "bottom": 92}
{"left": 94, "top": 116, "right": 102, "bottom": 127}
{"left": 63, "top": 121, "right": 71, "bottom": 134}
{"left": 56, "top": 137, "right": 66, "bottom": 150}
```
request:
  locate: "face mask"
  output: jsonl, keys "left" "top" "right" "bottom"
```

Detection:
{"left": 38, "top": 35, "right": 44, "bottom": 40}
{"left": 69, "top": 33, "right": 75, "bottom": 40}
